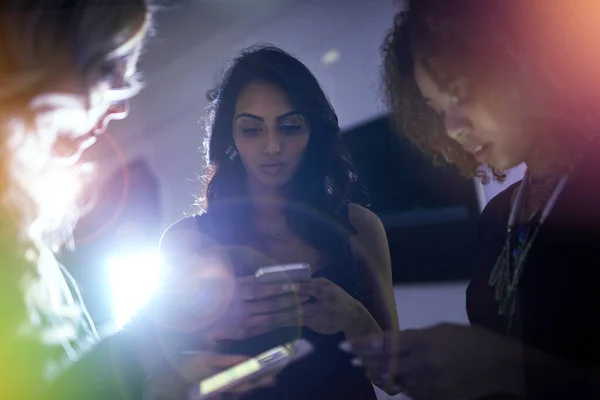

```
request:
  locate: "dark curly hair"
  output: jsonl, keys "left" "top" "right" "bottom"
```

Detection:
{"left": 382, "top": 0, "right": 600, "bottom": 182}
{"left": 199, "top": 45, "right": 356, "bottom": 250}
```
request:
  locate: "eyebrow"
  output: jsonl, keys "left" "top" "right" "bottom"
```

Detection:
{"left": 234, "top": 110, "right": 303, "bottom": 123}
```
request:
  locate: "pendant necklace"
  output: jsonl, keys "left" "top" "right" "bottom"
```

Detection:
{"left": 488, "top": 170, "right": 568, "bottom": 333}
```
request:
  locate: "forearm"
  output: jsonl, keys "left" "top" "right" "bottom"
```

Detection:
{"left": 343, "top": 301, "right": 383, "bottom": 340}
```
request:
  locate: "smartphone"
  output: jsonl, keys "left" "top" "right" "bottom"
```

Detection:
{"left": 254, "top": 263, "right": 312, "bottom": 284}
{"left": 191, "top": 339, "right": 313, "bottom": 399}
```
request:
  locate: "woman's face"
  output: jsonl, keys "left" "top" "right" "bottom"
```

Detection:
{"left": 413, "top": 61, "right": 536, "bottom": 171}
{"left": 233, "top": 81, "right": 310, "bottom": 189}
{"left": 31, "top": 18, "right": 147, "bottom": 163}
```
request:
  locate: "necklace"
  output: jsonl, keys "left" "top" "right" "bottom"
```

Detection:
{"left": 488, "top": 170, "right": 568, "bottom": 333}
{"left": 258, "top": 227, "right": 294, "bottom": 242}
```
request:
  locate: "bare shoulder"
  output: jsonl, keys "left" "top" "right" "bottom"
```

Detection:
{"left": 159, "top": 215, "right": 204, "bottom": 254}
{"left": 347, "top": 203, "right": 385, "bottom": 236}
{"left": 347, "top": 203, "right": 390, "bottom": 265}
{"left": 160, "top": 215, "right": 195, "bottom": 241}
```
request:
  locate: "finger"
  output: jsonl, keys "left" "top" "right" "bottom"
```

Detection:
{"left": 340, "top": 330, "right": 412, "bottom": 357}
{"left": 200, "top": 354, "right": 249, "bottom": 369}
{"left": 238, "top": 277, "right": 302, "bottom": 300}
{"left": 231, "top": 374, "right": 277, "bottom": 393}
{"left": 247, "top": 307, "right": 304, "bottom": 331}
{"left": 363, "top": 353, "right": 432, "bottom": 397}
{"left": 245, "top": 293, "right": 310, "bottom": 314}
{"left": 293, "top": 279, "right": 330, "bottom": 298}
{"left": 178, "top": 353, "right": 250, "bottom": 381}
{"left": 352, "top": 354, "right": 400, "bottom": 380}
{"left": 354, "top": 355, "right": 419, "bottom": 397}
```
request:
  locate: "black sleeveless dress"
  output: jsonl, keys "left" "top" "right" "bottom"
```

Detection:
{"left": 192, "top": 204, "right": 377, "bottom": 400}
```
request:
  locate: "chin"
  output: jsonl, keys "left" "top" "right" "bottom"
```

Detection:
{"left": 256, "top": 178, "right": 288, "bottom": 188}
{"left": 255, "top": 171, "right": 296, "bottom": 188}
{"left": 487, "top": 152, "right": 524, "bottom": 172}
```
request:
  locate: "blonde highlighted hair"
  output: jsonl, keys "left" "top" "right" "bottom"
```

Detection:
{"left": 0, "top": 0, "right": 152, "bottom": 393}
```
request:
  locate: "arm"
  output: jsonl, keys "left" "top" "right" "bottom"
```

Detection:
{"left": 344, "top": 204, "right": 399, "bottom": 337}
{"left": 157, "top": 216, "right": 231, "bottom": 344}
{"left": 159, "top": 216, "right": 214, "bottom": 268}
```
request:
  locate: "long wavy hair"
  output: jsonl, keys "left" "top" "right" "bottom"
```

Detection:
{"left": 200, "top": 45, "right": 356, "bottom": 252}
{"left": 382, "top": 0, "right": 600, "bottom": 182}
{"left": 0, "top": 0, "right": 151, "bottom": 394}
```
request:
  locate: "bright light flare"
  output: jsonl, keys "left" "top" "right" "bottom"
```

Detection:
{"left": 108, "top": 250, "right": 163, "bottom": 330}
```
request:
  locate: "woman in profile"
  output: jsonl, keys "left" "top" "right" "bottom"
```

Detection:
{"left": 0, "top": 2, "right": 268, "bottom": 399}
{"left": 344, "top": 1, "right": 600, "bottom": 399}
{"left": 160, "top": 45, "right": 399, "bottom": 399}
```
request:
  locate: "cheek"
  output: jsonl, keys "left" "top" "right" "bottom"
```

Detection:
{"left": 233, "top": 136, "right": 256, "bottom": 159}
{"left": 469, "top": 101, "right": 518, "bottom": 143}
{"left": 288, "top": 134, "right": 310, "bottom": 160}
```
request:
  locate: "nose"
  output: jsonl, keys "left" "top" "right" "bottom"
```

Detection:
{"left": 443, "top": 105, "right": 471, "bottom": 142}
{"left": 263, "top": 131, "right": 282, "bottom": 156}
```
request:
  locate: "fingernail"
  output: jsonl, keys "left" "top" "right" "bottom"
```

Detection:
{"left": 350, "top": 358, "right": 363, "bottom": 367}
{"left": 338, "top": 341, "right": 352, "bottom": 352}
{"left": 282, "top": 283, "right": 299, "bottom": 292}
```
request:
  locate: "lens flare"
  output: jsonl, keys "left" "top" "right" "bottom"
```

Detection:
{"left": 108, "top": 250, "right": 163, "bottom": 330}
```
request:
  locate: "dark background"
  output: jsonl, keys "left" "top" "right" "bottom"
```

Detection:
{"left": 342, "top": 116, "right": 479, "bottom": 284}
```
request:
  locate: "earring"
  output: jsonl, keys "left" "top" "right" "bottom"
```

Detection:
{"left": 226, "top": 145, "right": 238, "bottom": 160}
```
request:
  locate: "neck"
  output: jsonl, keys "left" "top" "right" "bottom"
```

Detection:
{"left": 524, "top": 130, "right": 591, "bottom": 182}
{"left": 524, "top": 148, "right": 570, "bottom": 184}
{"left": 246, "top": 177, "right": 285, "bottom": 220}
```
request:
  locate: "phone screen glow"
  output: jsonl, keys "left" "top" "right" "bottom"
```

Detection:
{"left": 199, "top": 345, "right": 291, "bottom": 395}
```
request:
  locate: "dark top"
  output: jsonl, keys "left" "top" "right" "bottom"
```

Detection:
{"left": 192, "top": 203, "right": 377, "bottom": 400}
{"left": 466, "top": 146, "right": 600, "bottom": 399}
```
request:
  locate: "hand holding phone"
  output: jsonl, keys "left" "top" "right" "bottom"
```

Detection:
{"left": 208, "top": 275, "right": 311, "bottom": 341}
{"left": 143, "top": 351, "right": 275, "bottom": 400}
{"left": 192, "top": 339, "right": 314, "bottom": 399}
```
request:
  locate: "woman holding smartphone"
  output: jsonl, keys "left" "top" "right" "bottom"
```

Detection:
{"left": 0, "top": 2, "right": 271, "bottom": 399}
{"left": 343, "top": 1, "right": 600, "bottom": 399}
{"left": 160, "top": 45, "right": 399, "bottom": 399}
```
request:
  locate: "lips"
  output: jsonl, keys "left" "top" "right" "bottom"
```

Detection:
{"left": 472, "top": 143, "right": 493, "bottom": 164}
{"left": 260, "top": 162, "right": 286, "bottom": 174}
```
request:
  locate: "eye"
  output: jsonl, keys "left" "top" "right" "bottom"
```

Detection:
{"left": 241, "top": 126, "right": 262, "bottom": 136}
{"left": 278, "top": 115, "right": 307, "bottom": 134}
{"left": 449, "top": 80, "right": 475, "bottom": 105}
{"left": 279, "top": 124, "right": 303, "bottom": 133}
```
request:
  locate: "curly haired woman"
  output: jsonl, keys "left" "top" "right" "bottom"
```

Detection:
{"left": 343, "top": 1, "right": 600, "bottom": 399}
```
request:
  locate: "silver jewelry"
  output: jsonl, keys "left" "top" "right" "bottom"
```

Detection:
{"left": 488, "top": 171, "right": 568, "bottom": 332}
{"left": 225, "top": 146, "right": 238, "bottom": 160}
